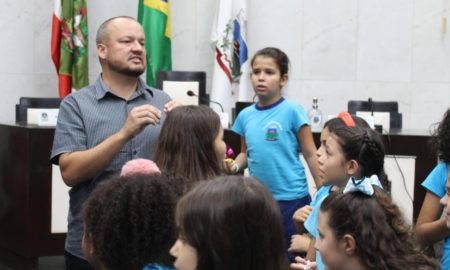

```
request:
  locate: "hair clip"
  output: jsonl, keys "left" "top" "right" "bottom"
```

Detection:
{"left": 338, "top": 112, "right": 356, "bottom": 127}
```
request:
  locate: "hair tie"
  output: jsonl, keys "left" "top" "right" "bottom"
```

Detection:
{"left": 343, "top": 176, "right": 373, "bottom": 196}
{"left": 367, "top": 174, "right": 382, "bottom": 188}
{"left": 338, "top": 112, "right": 356, "bottom": 127}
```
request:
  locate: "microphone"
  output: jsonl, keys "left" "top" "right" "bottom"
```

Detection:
{"left": 368, "top": 97, "right": 374, "bottom": 116}
{"left": 187, "top": 90, "right": 224, "bottom": 112}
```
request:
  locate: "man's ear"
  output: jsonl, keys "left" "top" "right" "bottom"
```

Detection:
{"left": 346, "top": 159, "right": 359, "bottom": 176}
{"left": 97, "top": 43, "right": 107, "bottom": 61}
{"left": 341, "top": 234, "right": 356, "bottom": 255}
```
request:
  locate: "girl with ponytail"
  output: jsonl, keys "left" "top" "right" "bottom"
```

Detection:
{"left": 291, "top": 112, "right": 390, "bottom": 270}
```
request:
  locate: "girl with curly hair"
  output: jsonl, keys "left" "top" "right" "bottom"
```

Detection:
{"left": 169, "top": 175, "right": 289, "bottom": 270}
{"left": 292, "top": 183, "right": 438, "bottom": 270}
{"left": 82, "top": 173, "right": 184, "bottom": 270}
{"left": 416, "top": 107, "right": 450, "bottom": 268}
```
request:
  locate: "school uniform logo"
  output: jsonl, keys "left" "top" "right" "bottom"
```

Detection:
{"left": 264, "top": 121, "right": 283, "bottom": 141}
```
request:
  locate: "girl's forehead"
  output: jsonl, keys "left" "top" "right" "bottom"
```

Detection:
{"left": 317, "top": 210, "right": 330, "bottom": 228}
{"left": 252, "top": 56, "right": 278, "bottom": 66}
{"left": 320, "top": 127, "right": 330, "bottom": 140}
{"left": 327, "top": 133, "right": 341, "bottom": 148}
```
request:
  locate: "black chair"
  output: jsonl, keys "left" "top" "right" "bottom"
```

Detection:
{"left": 233, "top": 101, "right": 254, "bottom": 122}
{"left": 16, "top": 97, "right": 61, "bottom": 124}
{"left": 156, "top": 71, "right": 209, "bottom": 106}
{"left": 347, "top": 100, "right": 402, "bottom": 129}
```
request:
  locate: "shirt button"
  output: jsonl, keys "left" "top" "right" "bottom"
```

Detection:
{"left": 133, "top": 150, "right": 137, "bottom": 155}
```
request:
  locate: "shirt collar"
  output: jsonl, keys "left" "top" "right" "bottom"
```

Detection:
{"left": 255, "top": 97, "right": 285, "bottom": 111}
{"left": 94, "top": 75, "right": 154, "bottom": 100}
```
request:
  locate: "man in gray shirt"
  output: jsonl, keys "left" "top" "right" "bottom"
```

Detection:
{"left": 51, "top": 16, "right": 177, "bottom": 269}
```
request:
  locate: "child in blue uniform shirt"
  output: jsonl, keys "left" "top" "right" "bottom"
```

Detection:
{"left": 416, "top": 108, "right": 450, "bottom": 269}
{"left": 229, "top": 47, "right": 321, "bottom": 256}
{"left": 289, "top": 114, "right": 370, "bottom": 254}
{"left": 293, "top": 113, "right": 389, "bottom": 269}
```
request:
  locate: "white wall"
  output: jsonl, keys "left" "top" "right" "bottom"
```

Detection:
{"left": 1, "top": 0, "right": 449, "bottom": 130}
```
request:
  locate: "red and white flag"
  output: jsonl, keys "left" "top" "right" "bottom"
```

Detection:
{"left": 51, "top": 0, "right": 89, "bottom": 98}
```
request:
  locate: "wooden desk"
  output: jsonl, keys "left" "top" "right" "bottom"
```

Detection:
{"left": 0, "top": 123, "right": 65, "bottom": 269}
{"left": 0, "top": 124, "right": 437, "bottom": 269}
{"left": 224, "top": 128, "right": 437, "bottom": 223}
{"left": 377, "top": 129, "right": 437, "bottom": 222}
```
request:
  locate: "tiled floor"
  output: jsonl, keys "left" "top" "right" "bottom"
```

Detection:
{"left": 0, "top": 256, "right": 64, "bottom": 270}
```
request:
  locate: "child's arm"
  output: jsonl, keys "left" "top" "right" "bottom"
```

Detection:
{"left": 293, "top": 205, "right": 313, "bottom": 233}
{"left": 289, "top": 233, "right": 312, "bottom": 254}
{"left": 225, "top": 137, "right": 248, "bottom": 174}
{"left": 290, "top": 256, "right": 317, "bottom": 270}
{"left": 306, "top": 238, "right": 316, "bottom": 261}
{"left": 297, "top": 125, "right": 322, "bottom": 187}
{"left": 415, "top": 191, "right": 450, "bottom": 245}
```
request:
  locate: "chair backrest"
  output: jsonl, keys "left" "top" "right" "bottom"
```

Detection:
{"left": 233, "top": 101, "right": 254, "bottom": 122}
{"left": 156, "top": 71, "right": 208, "bottom": 106}
{"left": 16, "top": 97, "right": 61, "bottom": 124}
{"left": 347, "top": 100, "right": 402, "bottom": 129}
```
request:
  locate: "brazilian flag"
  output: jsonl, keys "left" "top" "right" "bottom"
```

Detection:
{"left": 138, "top": 0, "right": 172, "bottom": 87}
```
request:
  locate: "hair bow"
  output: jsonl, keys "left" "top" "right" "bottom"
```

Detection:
{"left": 343, "top": 175, "right": 382, "bottom": 196}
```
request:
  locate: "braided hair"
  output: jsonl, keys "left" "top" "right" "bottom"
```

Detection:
{"left": 331, "top": 126, "right": 390, "bottom": 191}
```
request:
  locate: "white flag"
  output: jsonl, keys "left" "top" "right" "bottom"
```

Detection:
{"left": 233, "top": 0, "right": 251, "bottom": 102}
{"left": 210, "top": 0, "right": 250, "bottom": 118}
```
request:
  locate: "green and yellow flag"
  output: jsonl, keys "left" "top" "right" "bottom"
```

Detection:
{"left": 138, "top": 0, "right": 172, "bottom": 87}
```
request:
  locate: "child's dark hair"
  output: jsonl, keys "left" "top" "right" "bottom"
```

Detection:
{"left": 431, "top": 108, "right": 450, "bottom": 162}
{"left": 320, "top": 188, "right": 438, "bottom": 270}
{"left": 323, "top": 114, "right": 369, "bottom": 132}
{"left": 83, "top": 174, "right": 184, "bottom": 270}
{"left": 154, "top": 105, "right": 222, "bottom": 182}
{"left": 251, "top": 47, "right": 290, "bottom": 75}
{"left": 331, "top": 126, "right": 390, "bottom": 191}
{"left": 175, "top": 175, "right": 288, "bottom": 270}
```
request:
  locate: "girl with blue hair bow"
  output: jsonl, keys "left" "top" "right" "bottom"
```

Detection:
{"left": 291, "top": 180, "right": 438, "bottom": 270}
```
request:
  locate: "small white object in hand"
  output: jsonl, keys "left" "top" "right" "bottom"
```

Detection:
{"left": 303, "top": 260, "right": 311, "bottom": 270}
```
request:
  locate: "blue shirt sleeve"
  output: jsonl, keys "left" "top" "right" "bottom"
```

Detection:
{"left": 421, "top": 162, "right": 449, "bottom": 198}
{"left": 290, "top": 101, "right": 310, "bottom": 132}
{"left": 304, "top": 185, "right": 332, "bottom": 238}
{"left": 232, "top": 113, "right": 244, "bottom": 137}
{"left": 143, "top": 263, "right": 175, "bottom": 270}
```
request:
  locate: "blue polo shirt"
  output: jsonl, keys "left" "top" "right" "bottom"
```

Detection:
{"left": 233, "top": 98, "right": 310, "bottom": 200}
{"left": 421, "top": 162, "right": 450, "bottom": 269}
